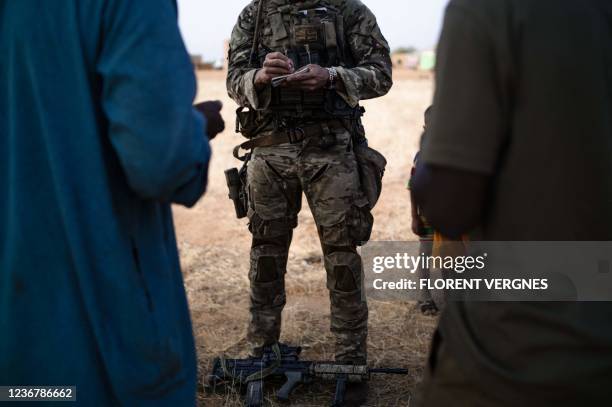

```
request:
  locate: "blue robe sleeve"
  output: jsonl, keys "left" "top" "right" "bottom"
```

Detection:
{"left": 97, "top": 0, "right": 210, "bottom": 207}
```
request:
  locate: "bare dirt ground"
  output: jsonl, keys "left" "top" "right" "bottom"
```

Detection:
{"left": 174, "top": 70, "right": 438, "bottom": 406}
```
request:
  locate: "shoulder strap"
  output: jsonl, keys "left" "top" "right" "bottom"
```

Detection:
{"left": 249, "top": 0, "right": 266, "bottom": 67}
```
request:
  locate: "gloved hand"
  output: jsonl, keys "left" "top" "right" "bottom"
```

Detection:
{"left": 194, "top": 100, "right": 225, "bottom": 140}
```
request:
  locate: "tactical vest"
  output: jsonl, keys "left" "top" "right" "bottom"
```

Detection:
{"left": 257, "top": 0, "right": 361, "bottom": 120}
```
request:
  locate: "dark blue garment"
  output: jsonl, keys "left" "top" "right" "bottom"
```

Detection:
{"left": 0, "top": 0, "right": 210, "bottom": 405}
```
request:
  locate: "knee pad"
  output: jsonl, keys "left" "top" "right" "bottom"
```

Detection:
{"left": 255, "top": 256, "right": 279, "bottom": 283}
{"left": 324, "top": 250, "right": 362, "bottom": 293}
{"left": 250, "top": 243, "right": 289, "bottom": 283}
{"left": 334, "top": 265, "right": 357, "bottom": 291}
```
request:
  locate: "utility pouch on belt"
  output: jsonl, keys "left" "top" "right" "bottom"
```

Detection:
{"left": 225, "top": 167, "right": 248, "bottom": 219}
{"left": 236, "top": 107, "right": 267, "bottom": 139}
{"left": 354, "top": 144, "right": 387, "bottom": 210}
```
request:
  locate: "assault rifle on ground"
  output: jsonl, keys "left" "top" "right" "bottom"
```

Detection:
{"left": 206, "top": 343, "right": 408, "bottom": 407}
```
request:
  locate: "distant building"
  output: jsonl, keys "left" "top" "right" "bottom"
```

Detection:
{"left": 190, "top": 54, "right": 223, "bottom": 71}
{"left": 213, "top": 59, "right": 224, "bottom": 70}
{"left": 190, "top": 54, "right": 206, "bottom": 70}
{"left": 391, "top": 52, "right": 419, "bottom": 70}
{"left": 391, "top": 49, "right": 436, "bottom": 71}
{"left": 418, "top": 50, "right": 436, "bottom": 71}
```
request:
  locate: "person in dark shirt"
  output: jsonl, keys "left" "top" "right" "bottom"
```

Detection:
{"left": 413, "top": 0, "right": 612, "bottom": 405}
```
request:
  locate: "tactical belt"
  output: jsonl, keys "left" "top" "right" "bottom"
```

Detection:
{"left": 234, "top": 120, "right": 346, "bottom": 159}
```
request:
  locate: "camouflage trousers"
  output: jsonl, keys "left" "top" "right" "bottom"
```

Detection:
{"left": 245, "top": 128, "right": 372, "bottom": 363}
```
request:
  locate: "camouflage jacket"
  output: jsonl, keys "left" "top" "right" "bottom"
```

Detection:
{"left": 227, "top": 0, "right": 393, "bottom": 118}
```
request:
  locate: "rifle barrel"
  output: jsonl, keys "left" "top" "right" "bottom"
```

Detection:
{"left": 370, "top": 368, "right": 409, "bottom": 375}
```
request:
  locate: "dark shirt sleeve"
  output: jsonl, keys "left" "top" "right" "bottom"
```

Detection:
{"left": 421, "top": 1, "right": 507, "bottom": 175}
{"left": 98, "top": 0, "right": 210, "bottom": 207}
{"left": 415, "top": 1, "right": 509, "bottom": 236}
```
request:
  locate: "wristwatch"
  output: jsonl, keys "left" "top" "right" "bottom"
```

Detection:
{"left": 326, "top": 67, "right": 338, "bottom": 90}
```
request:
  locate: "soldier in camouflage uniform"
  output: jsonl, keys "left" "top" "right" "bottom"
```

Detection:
{"left": 227, "top": 0, "right": 392, "bottom": 367}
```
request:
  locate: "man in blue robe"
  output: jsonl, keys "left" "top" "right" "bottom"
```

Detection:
{"left": 0, "top": 0, "right": 222, "bottom": 404}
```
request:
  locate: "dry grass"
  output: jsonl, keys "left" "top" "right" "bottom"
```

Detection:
{"left": 174, "top": 70, "right": 437, "bottom": 406}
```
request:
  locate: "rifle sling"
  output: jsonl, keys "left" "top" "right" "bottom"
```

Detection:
{"left": 245, "top": 342, "right": 282, "bottom": 383}
{"left": 249, "top": 0, "right": 266, "bottom": 67}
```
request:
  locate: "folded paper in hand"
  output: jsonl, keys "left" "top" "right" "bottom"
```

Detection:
{"left": 271, "top": 67, "right": 311, "bottom": 88}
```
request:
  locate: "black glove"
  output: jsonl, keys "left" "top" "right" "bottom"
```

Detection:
{"left": 194, "top": 100, "right": 225, "bottom": 140}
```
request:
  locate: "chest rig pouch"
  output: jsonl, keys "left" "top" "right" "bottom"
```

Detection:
{"left": 260, "top": 1, "right": 357, "bottom": 120}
